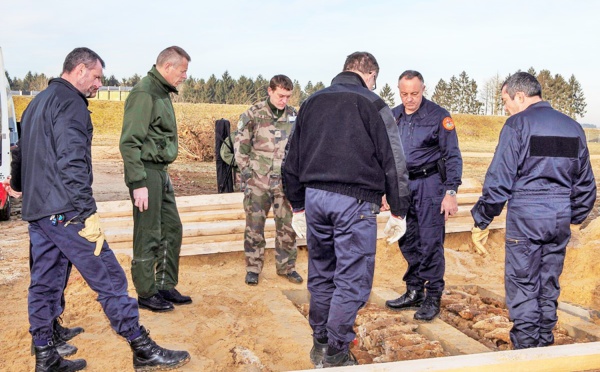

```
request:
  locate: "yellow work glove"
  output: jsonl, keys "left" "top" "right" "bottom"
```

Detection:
{"left": 292, "top": 210, "right": 307, "bottom": 239}
{"left": 78, "top": 213, "right": 105, "bottom": 256}
{"left": 383, "top": 215, "right": 406, "bottom": 244}
{"left": 471, "top": 226, "right": 489, "bottom": 256}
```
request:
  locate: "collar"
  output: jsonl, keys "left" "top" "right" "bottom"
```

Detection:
{"left": 49, "top": 78, "right": 89, "bottom": 107}
{"left": 331, "top": 71, "right": 368, "bottom": 89}
{"left": 148, "top": 65, "right": 179, "bottom": 94}
{"left": 397, "top": 97, "right": 431, "bottom": 120}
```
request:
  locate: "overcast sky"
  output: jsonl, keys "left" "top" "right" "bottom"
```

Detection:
{"left": 1, "top": 0, "right": 599, "bottom": 125}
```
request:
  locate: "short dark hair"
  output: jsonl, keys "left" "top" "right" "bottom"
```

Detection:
{"left": 343, "top": 52, "right": 379, "bottom": 75}
{"left": 62, "top": 47, "right": 105, "bottom": 74}
{"left": 156, "top": 46, "right": 191, "bottom": 67}
{"left": 398, "top": 70, "right": 424, "bottom": 84}
{"left": 502, "top": 72, "right": 542, "bottom": 99}
{"left": 269, "top": 74, "right": 293, "bottom": 91}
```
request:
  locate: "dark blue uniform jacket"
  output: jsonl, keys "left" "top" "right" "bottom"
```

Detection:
{"left": 472, "top": 101, "right": 596, "bottom": 228}
{"left": 392, "top": 98, "right": 462, "bottom": 192}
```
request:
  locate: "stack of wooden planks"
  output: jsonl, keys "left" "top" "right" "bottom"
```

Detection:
{"left": 97, "top": 189, "right": 506, "bottom": 257}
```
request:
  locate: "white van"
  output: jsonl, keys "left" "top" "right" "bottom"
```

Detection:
{"left": 0, "top": 47, "right": 19, "bottom": 220}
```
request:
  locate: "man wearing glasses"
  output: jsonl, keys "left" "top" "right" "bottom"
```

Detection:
{"left": 283, "top": 51, "right": 410, "bottom": 367}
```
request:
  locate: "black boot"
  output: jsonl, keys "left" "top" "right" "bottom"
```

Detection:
{"left": 323, "top": 349, "right": 358, "bottom": 367}
{"left": 309, "top": 338, "right": 328, "bottom": 368}
{"left": 31, "top": 331, "right": 77, "bottom": 358}
{"left": 414, "top": 295, "right": 441, "bottom": 321}
{"left": 34, "top": 343, "right": 86, "bottom": 372}
{"left": 158, "top": 288, "right": 192, "bottom": 305}
{"left": 138, "top": 293, "right": 174, "bottom": 313}
{"left": 385, "top": 289, "right": 425, "bottom": 310}
{"left": 54, "top": 318, "right": 84, "bottom": 342}
{"left": 129, "top": 327, "right": 190, "bottom": 371}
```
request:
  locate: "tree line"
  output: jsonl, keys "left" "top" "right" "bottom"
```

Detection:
{"left": 429, "top": 68, "right": 587, "bottom": 120}
{"left": 5, "top": 67, "right": 587, "bottom": 120}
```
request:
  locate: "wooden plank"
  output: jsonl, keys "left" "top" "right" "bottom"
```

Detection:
{"left": 292, "top": 342, "right": 600, "bottom": 372}
{"left": 100, "top": 190, "right": 504, "bottom": 256}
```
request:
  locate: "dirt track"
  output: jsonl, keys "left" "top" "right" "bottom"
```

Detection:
{"left": 1, "top": 145, "right": 599, "bottom": 371}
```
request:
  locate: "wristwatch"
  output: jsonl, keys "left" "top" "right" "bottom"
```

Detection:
{"left": 446, "top": 190, "right": 456, "bottom": 196}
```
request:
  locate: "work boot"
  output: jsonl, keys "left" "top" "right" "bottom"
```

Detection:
{"left": 158, "top": 288, "right": 192, "bottom": 305}
{"left": 322, "top": 349, "right": 358, "bottom": 368}
{"left": 54, "top": 318, "right": 84, "bottom": 342}
{"left": 31, "top": 327, "right": 78, "bottom": 358}
{"left": 54, "top": 337, "right": 78, "bottom": 358}
{"left": 414, "top": 295, "right": 441, "bottom": 321}
{"left": 129, "top": 326, "right": 191, "bottom": 371}
{"left": 278, "top": 271, "right": 303, "bottom": 284}
{"left": 34, "top": 343, "right": 86, "bottom": 372}
{"left": 138, "top": 293, "right": 174, "bottom": 313}
{"left": 385, "top": 289, "right": 425, "bottom": 310}
{"left": 309, "top": 338, "right": 328, "bottom": 368}
{"left": 245, "top": 272, "right": 259, "bottom": 286}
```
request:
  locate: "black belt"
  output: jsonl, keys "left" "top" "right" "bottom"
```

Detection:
{"left": 408, "top": 162, "right": 438, "bottom": 180}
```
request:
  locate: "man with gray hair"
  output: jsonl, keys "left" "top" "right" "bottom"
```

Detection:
{"left": 11, "top": 47, "right": 190, "bottom": 372}
{"left": 385, "top": 70, "right": 463, "bottom": 322}
{"left": 283, "top": 51, "right": 410, "bottom": 367}
{"left": 471, "top": 71, "right": 596, "bottom": 349}
{"left": 120, "top": 46, "right": 192, "bottom": 312}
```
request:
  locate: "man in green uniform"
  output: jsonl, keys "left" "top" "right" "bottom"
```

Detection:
{"left": 234, "top": 75, "right": 302, "bottom": 286}
{"left": 120, "top": 46, "right": 192, "bottom": 312}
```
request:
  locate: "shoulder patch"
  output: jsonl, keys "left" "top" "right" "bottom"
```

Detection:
{"left": 442, "top": 117, "right": 455, "bottom": 131}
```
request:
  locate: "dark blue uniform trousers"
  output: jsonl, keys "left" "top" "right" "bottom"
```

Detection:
{"left": 505, "top": 194, "right": 571, "bottom": 349}
{"left": 28, "top": 211, "right": 140, "bottom": 342}
{"left": 306, "top": 188, "right": 378, "bottom": 352}
{"left": 398, "top": 174, "right": 446, "bottom": 297}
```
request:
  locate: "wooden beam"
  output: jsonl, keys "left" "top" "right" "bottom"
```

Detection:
{"left": 99, "top": 191, "right": 505, "bottom": 257}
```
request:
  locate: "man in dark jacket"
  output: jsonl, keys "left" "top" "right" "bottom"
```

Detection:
{"left": 11, "top": 47, "right": 190, "bottom": 371}
{"left": 283, "top": 51, "right": 410, "bottom": 368}
{"left": 471, "top": 72, "right": 596, "bottom": 349}
{"left": 385, "top": 70, "right": 463, "bottom": 322}
{"left": 120, "top": 46, "right": 192, "bottom": 312}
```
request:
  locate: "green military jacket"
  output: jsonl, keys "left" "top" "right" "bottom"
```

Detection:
{"left": 120, "top": 66, "right": 179, "bottom": 189}
{"left": 234, "top": 101, "right": 297, "bottom": 177}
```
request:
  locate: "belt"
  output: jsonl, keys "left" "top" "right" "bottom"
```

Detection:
{"left": 408, "top": 162, "right": 438, "bottom": 180}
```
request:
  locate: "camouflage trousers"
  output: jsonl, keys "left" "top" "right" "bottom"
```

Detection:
{"left": 243, "top": 174, "right": 297, "bottom": 274}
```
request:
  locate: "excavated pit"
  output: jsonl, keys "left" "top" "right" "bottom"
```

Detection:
{"left": 285, "top": 284, "right": 600, "bottom": 368}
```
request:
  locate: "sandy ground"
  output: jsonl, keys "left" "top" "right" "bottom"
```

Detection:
{"left": 1, "top": 144, "right": 599, "bottom": 371}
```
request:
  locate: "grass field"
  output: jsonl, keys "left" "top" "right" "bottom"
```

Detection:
{"left": 13, "top": 96, "right": 600, "bottom": 161}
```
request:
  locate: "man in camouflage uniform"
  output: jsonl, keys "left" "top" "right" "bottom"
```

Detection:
{"left": 234, "top": 75, "right": 302, "bottom": 286}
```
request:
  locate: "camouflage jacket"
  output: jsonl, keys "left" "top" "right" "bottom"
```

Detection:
{"left": 234, "top": 101, "right": 297, "bottom": 177}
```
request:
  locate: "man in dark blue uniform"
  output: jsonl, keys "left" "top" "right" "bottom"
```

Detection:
{"left": 471, "top": 72, "right": 596, "bottom": 349}
{"left": 11, "top": 47, "right": 190, "bottom": 371}
{"left": 385, "top": 70, "right": 463, "bottom": 321}
{"left": 284, "top": 52, "right": 410, "bottom": 367}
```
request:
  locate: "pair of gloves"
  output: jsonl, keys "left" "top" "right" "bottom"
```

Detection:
{"left": 78, "top": 213, "right": 106, "bottom": 256}
{"left": 291, "top": 210, "right": 407, "bottom": 244}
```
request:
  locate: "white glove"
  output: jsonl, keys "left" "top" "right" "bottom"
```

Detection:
{"left": 383, "top": 215, "right": 406, "bottom": 244}
{"left": 292, "top": 210, "right": 307, "bottom": 239}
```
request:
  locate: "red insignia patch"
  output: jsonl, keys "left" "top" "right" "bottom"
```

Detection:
{"left": 442, "top": 117, "right": 455, "bottom": 131}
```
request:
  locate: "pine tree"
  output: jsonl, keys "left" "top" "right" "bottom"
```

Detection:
{"left": 431, "top": 79, "right": 450, "bottom": 109}
{"left": 378, "top": 83, "right": 395, "bottom": 107}
{"left": 567, "top": 74, "right": 587, "bottom": 120}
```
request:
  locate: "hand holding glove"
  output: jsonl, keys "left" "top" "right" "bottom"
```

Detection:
{"left": 471, "top": 226, "right": 489, "bottom": 256}
{"left": 291, "top": 210, "right": 307, "bottom": 239}
{"left": 78, "top": 213, "right": 106, "bottom": 256}
{"left": 383, "top": 214, "right": 406, "bottom": 244}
